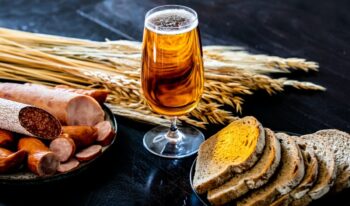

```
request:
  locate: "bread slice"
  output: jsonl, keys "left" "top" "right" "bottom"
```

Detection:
{"left": 236, "top": 133, "right": 305, "bottom": 206}
{"left": 193, "top": 116, "right": 265, "bottom": 194}
{"left": 207, "top": 128, "right": 281, "bottom": 205}
{"left": 290, "top": 197, "right": 312, "bottom": 206}
{"left": 292, "top": 139, "right": 319, "bottom": 199}
{"left": 272, "top": 194, "right": 311, "bottom": 206}
{"left": 298, "top": 134, "right": 337, "bottom": 200}
{"left": 270, "top": 137, "right": 319, "bottom": 206}
{"left": 269, "top": 194, "right": 289, "bottom": 206}
{"left": 314, "top": 129, "right": 350, "bottom": 192}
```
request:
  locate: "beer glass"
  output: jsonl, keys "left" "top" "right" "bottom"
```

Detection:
{"left": 141, "top": 5, "right": 204, "bottom": 158}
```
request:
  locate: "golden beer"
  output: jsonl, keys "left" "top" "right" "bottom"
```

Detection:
{"left": 141, "top": 9, "right": 204, "bottom": 116}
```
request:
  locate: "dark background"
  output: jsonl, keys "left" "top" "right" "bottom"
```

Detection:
{"left": 0, "top": 0, "right": 349, "bottom": 205}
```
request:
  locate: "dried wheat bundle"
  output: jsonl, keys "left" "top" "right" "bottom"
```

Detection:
{"left": 0, "top": 28, "right": 325, "bottom": 128}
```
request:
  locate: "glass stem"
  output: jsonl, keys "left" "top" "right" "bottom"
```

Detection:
{"left": 165, "top": 116, "right": 183, "bottom": 144}
{"left": 170, "top": 116, "right": 178, "bottom": 131}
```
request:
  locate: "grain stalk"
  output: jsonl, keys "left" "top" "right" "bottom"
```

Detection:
{"left": 0, "top": 28, "right": 325, "bottom": 128}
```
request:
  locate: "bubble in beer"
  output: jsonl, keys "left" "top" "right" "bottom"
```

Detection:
{"left": 146, "top": 9, "right": 198, "bottom": 34}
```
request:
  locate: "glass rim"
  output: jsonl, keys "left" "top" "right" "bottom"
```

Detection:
{"left": 145, "top": 5, "right": 198, "bottom": 31}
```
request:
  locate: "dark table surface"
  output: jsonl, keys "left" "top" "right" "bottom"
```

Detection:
{"left": 0, "top": 0, "right": 349, "bottom": 205}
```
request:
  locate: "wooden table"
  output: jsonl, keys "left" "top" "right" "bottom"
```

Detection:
{"left": 0, "top": 0, "right": 349, "bottom": 205}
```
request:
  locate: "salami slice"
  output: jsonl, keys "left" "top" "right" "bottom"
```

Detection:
{"left": 95, "top": 121, "right": 115, "bottom": 146}
{"left": 75, "top": 145, "right": 102, "bottom": 162}
{"left": 57, "top": 158, "right": 80, "bottom": 173}
{"left": 0, "top": 83, "right": 105, "bottom": 126}
{"left": 0, "top": 98, "right": 61, "bottom": 139}
{"left": 49, "top": 135, "right": 76, "bottom": 162}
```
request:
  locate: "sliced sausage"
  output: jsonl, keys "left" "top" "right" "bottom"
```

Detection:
{"left": 0, "top": 83, "right": 105, "bottom": 126}
{"left": 55, "top": 85, "right": 109, "bottom": 104}
{"left": 75, "top": 145, "right": 102, "bottom": 162}
{"left": 0, "top": 129, "right": 14, "bottom": 148}
{"left": 0, "top": 98, "right": 61, "bottom": 140}
{"left": 0, "top": 148, "right": 27, "bottom": 173}
{"left": 62, "top": 126, "right": 98, "bottom": 148}
{"left": 57, "top": 158, "right": 80, "bottom": 173}
{"left": 95, "top": 121, "right": 115, "bottom": 146}
{"left": 49, "top": 135, "right": 76, "bottom": 162}
{"left": 18, "top": 137, "right": 59, "bottom": 176}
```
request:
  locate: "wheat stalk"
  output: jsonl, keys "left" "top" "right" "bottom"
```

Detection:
{"left": 0, "top": 27, "right": 325, "bottom": 128}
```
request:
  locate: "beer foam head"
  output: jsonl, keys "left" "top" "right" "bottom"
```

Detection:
{"left": 145, "top": 8, "right": 198, "bottom": 35}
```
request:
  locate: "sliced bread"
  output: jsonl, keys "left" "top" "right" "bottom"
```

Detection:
{"left": 291, "top": 139, "right": 319, "bottom": 199}
{"left": 207, "top": 128, "right": 281, "bottom": 205}
{"left": 314, "top": 129, "right": 350, "bottom": 192}
{"left": 273, "top": 194, "right": 312, "bottom": 206}
{"left": 298, "top": 134, "right": 337, "bottom": 200}
{"left": 236, "top": 133, "right": 305, "bottom": 206}
{"left": 270, "top": 137, "right": 319, "bottom": 206}
{"left": 193, "top": 116, "right": 265, "bottom": 194}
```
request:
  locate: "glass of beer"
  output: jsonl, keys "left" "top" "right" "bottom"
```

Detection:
{"left": 141, "top": 5, "right": 204, "bottom": 158}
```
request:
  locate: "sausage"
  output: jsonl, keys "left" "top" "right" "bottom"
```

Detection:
{"left": 55, "top": 85, "right": 109, "bottom": 104}
{"left": 0, "top": 83, "right": 105, "bottom": 126}
{"left": 75, "top": 145, "right": 102, "bottom": 162}
{"left": 0, "top": 148, "right": 27, "bottom": 173}
{"left": 49, "top": 134, "right": 76, "bottom": 162}
{"left": 0, "top": 98, "right": 61, "bottom": 139}
{"left": 0, "top": 148, "right": 12, "bottom": 157}
{"left": 57, "top": 158, "right": 80, "bottom": 173}
{"left": 18, "top": 137, "right": 59, "bottom": 176}
{"left": 95, "top": 121, "right": 115, "bottom": 146}
{"left": 62, "top": 126, "right": 98, "bottom": 148}
{"left": 0, "top": 129, "right": 14, "bottom": 147}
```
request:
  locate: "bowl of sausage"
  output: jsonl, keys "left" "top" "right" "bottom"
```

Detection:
{"left": 0, "top": 83, "right": 117, "bottom": 184}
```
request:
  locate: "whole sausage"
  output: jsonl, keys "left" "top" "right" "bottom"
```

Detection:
{"left": 0, "top": 148, "right": 27, "bottom": 173}
{"left": 0, "top": 98, "right": 61, "bottom": 140}
{"left": 0, "top": 83, "right": 105, "bottom": 126}
{"left": 62, "top": 126, "right": 98, "bottom": 148}
{"left": 49, "top": 134, "right": 76, "bottom": 162}
{"left": 0, "top": 129, "right": 14, "bottom": 148}
{"left": 55, "top": 85, "right": 109, "bottom": 104}
{"left": 18, "top": 137, "right": 59, "bottom": 176}
{"left": 0, "top": 148, "right": 12, "bottom": 157}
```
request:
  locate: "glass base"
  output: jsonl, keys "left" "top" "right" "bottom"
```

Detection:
{"left": 143, "top": 125, "right": 205, "bottom": 158}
